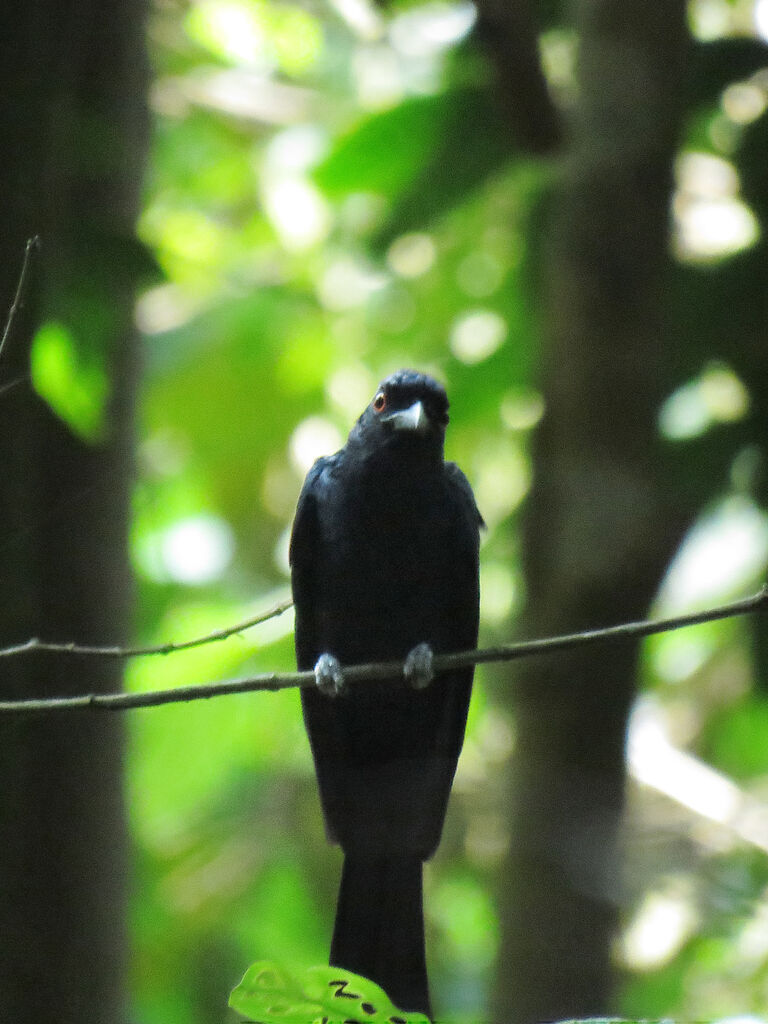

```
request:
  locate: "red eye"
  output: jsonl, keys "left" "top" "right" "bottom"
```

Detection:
{"left": 372, "top": 392, "right": 387, "bottom": 413}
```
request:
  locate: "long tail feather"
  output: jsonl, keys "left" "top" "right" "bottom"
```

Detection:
{"left": 330, "top": 854, "right": 431, "bottom": 1018}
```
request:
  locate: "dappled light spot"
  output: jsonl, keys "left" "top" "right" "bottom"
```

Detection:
{"left": 273, "top": 524, "right": 292, "bottom": 576}
{"left": 722, "top": 81, "right": 768, "bottom": 126}
{"left": 387, "top": 232, "right": 436, "bottom": 278}
{"left": 326, "top": 364, "right": 378, "bottom": 418}
{"left": 150, "top": 514, "right": 234, "bottom": 585}
{"left": 463, "top": 810, "right": 510, "bottom": 868}
{"left": 263, "top": 456, "right": 304, "bottom": 520}
{"left": 675, "top": 196, "right": 758, "bottom": 260}
{"left": 479, "top": 562, "right": 518, "bottom": 624}
{"left": 262, "top": 177, "right": 331, "bottom": 250}
{"left": 628, "top": 696, "right": 768, "bottom": 854}
{"left": 456, "top": 249, "right": 505, "bottom": 298}
{"left": 500, "top": 389, "right": 544, "bottom": 432}
{"left": 138, "top": 432, "right": 189, "bottom": 479}
{"left": 689, "top": 0, "right": 746, "bottom": 40}
{"left": 135, "top": 284, "right": 200, "bottom": 335}
{"left": 267, "top": 7, "right": 324, "bottom": 76}
{"left": 449, "top": 309, "right": 506, "bottom": 364}
{"left": 471, "top": 439, "right": 529, "bottom": 526}
{"left": 735, "top": 904, "right": 768, "bottom": 968}
{"left": 656, "top": 495, "right": 768, "bottom": 611}
{"left": 673, "top": 152, "right": 760, "bottom": 262}
{"left": 163, "top": 68, "right": 314, "bottom": 123}
{"left": 659, "top": 362, "right": 750, "bottom": 440}
{"left": 185, "top": 0, "right": 322, "bottom": 74}
{"left": 539, "top": 27, "right": 578, "bottom": 95}
{"left": 140, "top": 206, "right": 226, "bottom": 275}
{"left": 389, "top": 2, "right": 476, "bottom": 59}
{"left": 290, "top": 416, "right": 344, "bottom": 473}
{"left": 696, "top": 364, "right": 750, "bottom": 423}
{"left": 756, "top": 0, "right": 768, "bottom": 40}
{"left": 186, "top": 0, "right": 268, "bottom": 69}
{"left": 651, "top": 629, "right": 715, "bottom": 685}
{"left": 267, "top": 124, "right": 329, "bottom": 174}
{"left": 317, "top": 258, "right": 388, "bottom": 310}
{"left": 620, "top": 877, "right": 698, "bottom": 971}
{"left": 326, "top": 0, "right": 384, "bottom": 41}
{"left": 353, "top": 44, "right": 406, "bottom": 109}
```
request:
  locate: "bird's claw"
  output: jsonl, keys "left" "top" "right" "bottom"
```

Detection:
{"left": 404, "top": 642, "right": 435, "bottom": 690}
{"left": 314, "top": 653, "right": 346, "bottom": 697}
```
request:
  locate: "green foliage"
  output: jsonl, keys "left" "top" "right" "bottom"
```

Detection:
{"left": 373, "top": 89, "right": 520, "bottom": 249}
{"left": 229, "top": 961, "right": 431, "bottom": 1024}
{"left": 705, "top": 696, "right": 768, "bottom": 778}
{"left": 314, "top": 85, "right": 519, "bottom": 248}
{"left": 30, "top": 320, "right": 108, "bottom": 440}
{"left": 314, "top": 93, "right": 450, "bottom": 200}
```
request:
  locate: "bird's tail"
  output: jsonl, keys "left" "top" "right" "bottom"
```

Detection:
{"left": 330, "top": 853, "right": 431, "bottom": 1019}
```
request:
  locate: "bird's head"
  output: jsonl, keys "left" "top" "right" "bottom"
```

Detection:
{"left": 349, "top": 370, "right": 449, "bottom": 460}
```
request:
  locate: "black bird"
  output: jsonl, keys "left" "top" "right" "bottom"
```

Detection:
{"left": 290, "top": 370, "right": 482, "bottom": 1018}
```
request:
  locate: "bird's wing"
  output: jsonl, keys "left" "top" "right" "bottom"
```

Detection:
{"left": 445, "top": 460, "right": 485, "bottom": 531}
{"left": 435, "top": 460, "right": 483, "bottom": 657}
{"left": 289, "top": 455, "right": 335, "bottom": 671}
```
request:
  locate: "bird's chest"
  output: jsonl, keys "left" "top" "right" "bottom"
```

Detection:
{"left": 316, "top": 474, "right": 451, "bottom": 637}
{"left": 322, "top": 485, "right": 439, "bottom": 576}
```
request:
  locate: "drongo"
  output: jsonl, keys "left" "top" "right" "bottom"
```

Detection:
{"left": 290, "top": 370, "right": 482, "bottom": 1018}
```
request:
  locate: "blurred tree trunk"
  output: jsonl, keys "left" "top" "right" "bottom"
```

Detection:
{"left": 0, "top": 1, "right": 148, "bottom": 1021}
{"left": 493, "top": 2, "right": 693, "bottom": 1021}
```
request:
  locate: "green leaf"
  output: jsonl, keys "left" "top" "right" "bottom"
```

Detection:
{"left": 229, "top": 962, "right": 320, "bottom": 1024}
{"left": 315, "top": 87, "right": 519, "bottom": 246}
{"left": 229, "top": 961, "right": 431, "bottom": 1024}
{"left": 708, "top": 697, "right": 768, "bottom": 779}
{"left": 373, "top": 87, "right": 518, "bottom": 248}
{"left": 314, "top": 94, "right": 448, "bottom": 200}
{"left": 30, "top": 320, "right": 108, "bottom": 441}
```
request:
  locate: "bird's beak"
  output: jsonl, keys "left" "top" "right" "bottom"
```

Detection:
{"left": 383, "top": 400, "right": 429, "bottom": 433}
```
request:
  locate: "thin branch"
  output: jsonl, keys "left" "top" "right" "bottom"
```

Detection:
{"left": 1, "top": 586, "right": 765, "bottom": 715}
{"left": 0, "top": 597, "right": 294, "bottom": 660}
{"left": 0, "top": 236, "right": 40, "bottom": 365}
{"left": 0, "top": 374, "right": 29, "bottom": 398}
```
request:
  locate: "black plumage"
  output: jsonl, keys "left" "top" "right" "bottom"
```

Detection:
{"left": 289, "top": 370, "right": 482, "bottom": 1018}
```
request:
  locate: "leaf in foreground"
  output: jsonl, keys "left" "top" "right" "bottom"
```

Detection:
{"left": 229, "top": 961, "right": 431, "bottom": 1024}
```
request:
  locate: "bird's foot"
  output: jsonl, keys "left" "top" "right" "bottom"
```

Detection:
{"left": 404, "top": 642, "right": 435, "bottom": 690}
{"left": 314, "top": 653, "right": 346, "bottom": 697}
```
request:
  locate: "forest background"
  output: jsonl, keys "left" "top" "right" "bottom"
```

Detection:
{"left": 2, "top": 0, "right": 768, "bottom": 1022}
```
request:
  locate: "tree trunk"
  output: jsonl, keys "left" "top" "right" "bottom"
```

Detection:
{"left": 494, "top": 2, "right": 692, "bottom": 1020}
{"left": 0, "top": 1, "right": 148, "bottom": 1020}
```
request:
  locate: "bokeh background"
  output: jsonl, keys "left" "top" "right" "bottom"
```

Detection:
{"left": 2, "top": 0, "right": 768, "bottom": 1022}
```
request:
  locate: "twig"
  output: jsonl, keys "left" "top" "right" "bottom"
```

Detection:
{"left": 0, "top": 374, "right": 29, "bottom": 398}
{"left": 0, "top": 597, "right": 294, "bottom": 660}
{"left": 0, "top": 236, "right": 40, "bottom": 365}
{"left": 1, "top": 586, "right": 765, "bottom": 715}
